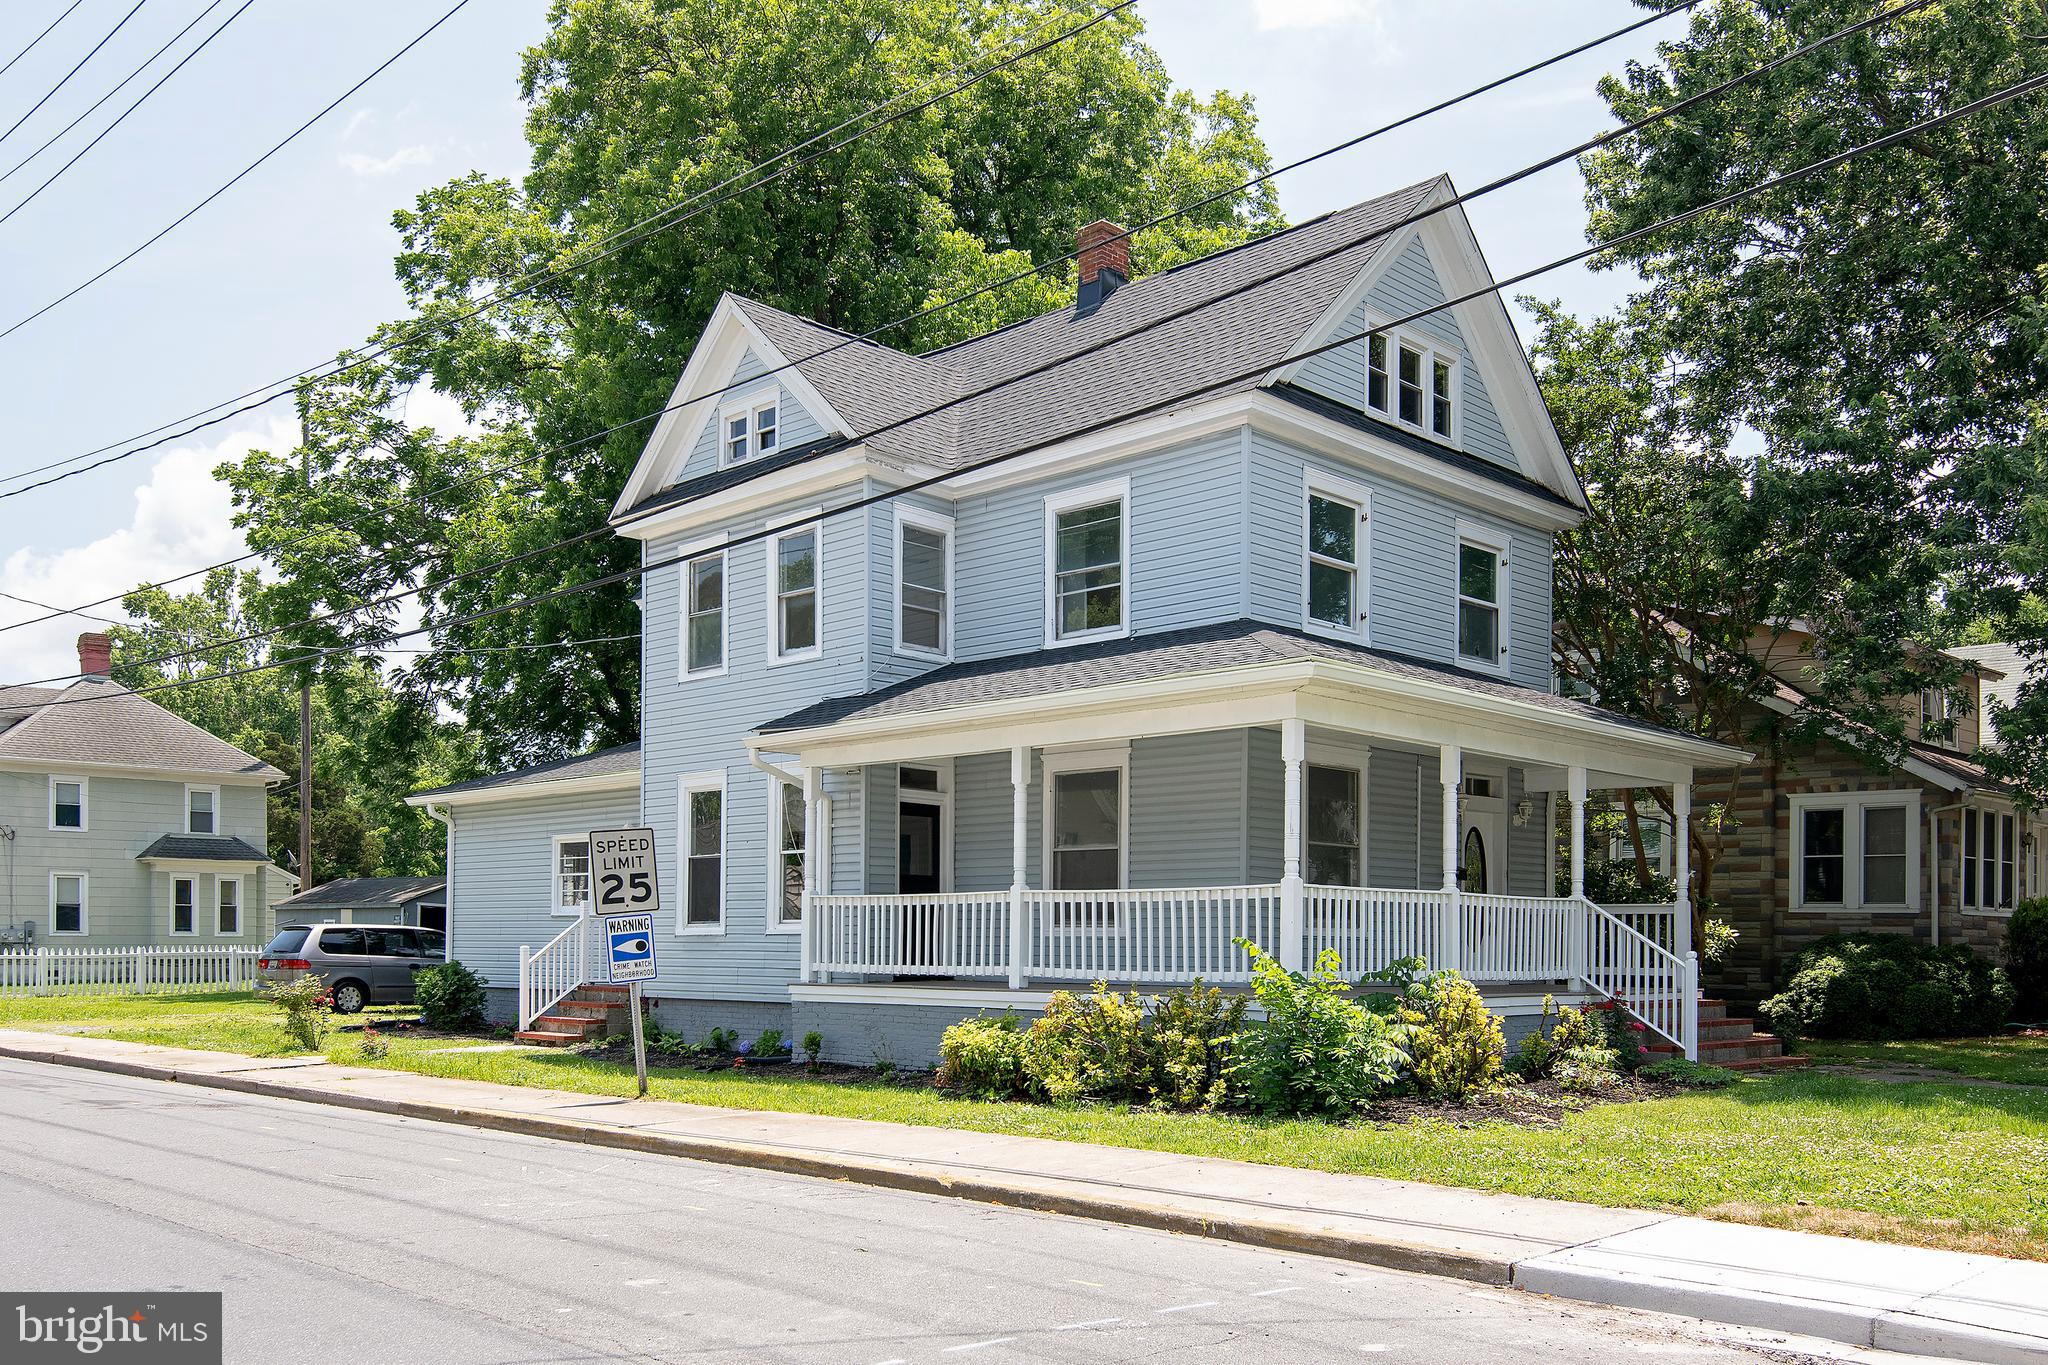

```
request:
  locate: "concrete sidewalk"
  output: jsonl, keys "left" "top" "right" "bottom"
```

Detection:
{"left": 3, "top": 1030, "right": 2042, "bottom": 1363}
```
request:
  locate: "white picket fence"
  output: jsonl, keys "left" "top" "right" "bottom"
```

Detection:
{"left": 0, "top": 944, "right": 262, "bottom": 998}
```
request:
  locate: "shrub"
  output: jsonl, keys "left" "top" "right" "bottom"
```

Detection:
{"left": 1589, "top": 999, "right": 1651, "bottom": 1070}
{"left": 1145, "top": 980, "right": 1246, "bottom": 1112}
{"left": 270, "top": 974, "right": 331, "bottom": 1051}
{"left": 1639, "top": 1057, "right": 1739, "bottom": 1089}
{"left": 2007, "top": 898, "right": 2048, "bottom": 1022}
{"left": 936, "top": 1015, "right": 1031, "bottom": 1100}
{"left": 704, "top": 1027, "right": 738, "bottom": 1054}
{"left": 1228, "top": 941, "right": 1401, "bottom": 1117}
{"left": 1759, "top": 933, "right": 2012, "bottom": 1039}
{"left": 1699, "top": 917, "right": 1739, "bottom": 967}
{"left": 753, "top": 1028, "right": 787, "bottom": 1058}
{"left": 801, "top": 1030, "right": 824, "bottom": 1070}
{"left": 357, "top": 1025, "right": 390, "bottom": 1061}
{"left": 1552, "top": 1044, "right": 1623, "bottom": 1093}
{"left": 1021, "top": 985, "right": 1150, "bottom": 1104}
{"left": 413, "top": 960, "right": 489, "bottom": 1031}
{"left": 1395, "top": 970, "right": 1505, "bottom": 1101}
{"left": 1513, "top": 995, "right": 1599, "bottom": 1079}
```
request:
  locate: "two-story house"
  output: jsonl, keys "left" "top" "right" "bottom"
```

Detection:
{"left": 1, "top": 633, "right": 286, "bottom": 950}
{"left": 415, "top": 178, "right": 1747, "bottom": 1065}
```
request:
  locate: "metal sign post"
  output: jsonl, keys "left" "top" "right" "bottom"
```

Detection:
{"left": 593, "top": 827, "right": 660, "bottom": 1098}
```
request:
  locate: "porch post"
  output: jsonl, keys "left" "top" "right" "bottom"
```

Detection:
{"left": 1279, "top": 718, "right": 1306, "bottom": 971}
{"left": 1440, "top": 744, "right": 1462, "bottom": 973}
{"left": 1567, "top": 766, "right": 1588, "bottom": 901}
{"left": 1672, "top": 779, "right": 1693, "bottom": 963}
{"left": 801, "top": 765, "right": 822, "bottom": 984}
{"left": 1009, "top": 746, "right": 1029, "bottom": 989}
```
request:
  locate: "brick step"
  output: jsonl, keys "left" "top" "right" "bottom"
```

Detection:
{"left": 513, "top": 1029, "right": 585, "bottom": 1047}
{"left": 1697, "top": 999, "right": 1730, "bottom": 1024}
{"left": 533, "top": 1014, "right": 606, "bottom": 1036}
{"left": 1699, "top": 1017, "right": 1760, "bottom": 1042}
{"left": 1721, "top": 1053, "right": 1809, "bottom": 1072}
{"left": 572, "top": 984, "right": 631, "bottom": 1002}
{"left": 1646, "top": 1033, "right": 1787, "bottom": 1062}
{"left": 552, "top": 1001, "right": 614, "bottom": 1019}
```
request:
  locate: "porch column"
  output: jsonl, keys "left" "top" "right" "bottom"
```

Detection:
{"left": 1009, "top": 746, "right": 1029, "bottom": 989}
{"left": 801, "top": 766, "right": 823, "bottom": 984}
{"left": 1440, "top": 744, "right": 1462, "bottom": 972}
{"left": 1672, "top": 779, "right": 1693, "bottom": 964}
{"left": 1567, "top": 766, "right": 1588, "bottom": 901}
{"left": 1279, "top": 718, "right": 1306, "bottom": 971}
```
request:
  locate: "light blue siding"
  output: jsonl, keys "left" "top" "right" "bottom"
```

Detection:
{"left": 672, "top": 346, "right": 829, "bottom": 485}
{"left": 1506, "top": 767, "right": 1549, "bottom": 897}
{"left": 1367, "top": 750, "right": 1424, "bottom": 888}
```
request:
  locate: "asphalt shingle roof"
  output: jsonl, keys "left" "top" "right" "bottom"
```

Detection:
{"left": 0, "top": 677, "right": 283, "bottom": 778}
{"left": 275, "top": 875, "right": 446, "bottom": 910}
{"left": 411, "top": 741, "right": 641, "bottom": 800}
{"left": 756, "top": 619, "right": 1693, "bottom": 745}
{"left": 137, "top": 834, "right": 271, "bottom": 862}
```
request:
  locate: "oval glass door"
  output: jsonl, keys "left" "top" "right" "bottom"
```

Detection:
{"left": 1460, "top": 827, "right": 1489, "bottom": 894}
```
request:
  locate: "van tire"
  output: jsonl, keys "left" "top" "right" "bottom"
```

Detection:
{"left": 330, "top": 980, "right": 368, "bottom": 1014}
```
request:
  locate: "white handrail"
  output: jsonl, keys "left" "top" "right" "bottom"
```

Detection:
{"left": 517, "top": 915, "right": 587, "bottom": 1030}
{"left": 1580, "top": 897, "right": 1697, "bottom": 1058}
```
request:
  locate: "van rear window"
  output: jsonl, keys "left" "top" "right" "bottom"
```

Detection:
{"left": 263, "top": 928, "right": 310, "bottom": 954}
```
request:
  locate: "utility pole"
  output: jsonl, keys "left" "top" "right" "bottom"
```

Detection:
{"left": 297, "top": 393, "right": 313, "bottom": 892}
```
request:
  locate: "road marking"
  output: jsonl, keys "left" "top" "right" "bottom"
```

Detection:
{"left": 623, "top": 1277, "right": 662, "bottom": 1287}
{"left": 1054, "top": 1317, "right": 1122, "bottom": 1331}
{"left": 943, "top": 1338, "right": 1015, "bottom": 1353}
{"left": 1250, "top": 1287, "right": 1299, "bottom": 1297}
{"left": 1155, "top": 1301, "right": 1218, "bottom": 1314}
{"left": 1358, "top": 1346, "right": 1390, "bottom": 1354}
{"left": 1067, "top": 1278, "right": 1103, "bottom": 1288}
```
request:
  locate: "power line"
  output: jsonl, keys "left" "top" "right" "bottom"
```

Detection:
{"left": 0, "top": 0, "right": 1136, "bottom": 490}
{"left": 20, "top": 61, "right": 2041, "bottom": 708}
{"left": 0, "top": 0, "right": 1723, "bottom": 637}
{"left": 0, "top": 0, "right": 146, "bottom": 150}
{"left": 0, "top": 0, "right": 86, "bottom": 85}
{"left": 0, "top": 0, "right": 474, "bottom": 343}
{"left": 0, "top": 588, "right": 120, "bottom": 625}
{"left": 0, "top": 0, "right": 250, "bottom": 226}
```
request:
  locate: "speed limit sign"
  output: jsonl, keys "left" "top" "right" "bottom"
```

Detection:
{"left": 589, "top": 827, "right": 660, "bottom": 914}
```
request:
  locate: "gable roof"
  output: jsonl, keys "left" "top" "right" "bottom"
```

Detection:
{"left": 0, "top": 677, "right": 283, "bottom": 779}
{"left": 408, "top": 740, "right": 641, "bottom": 804}
{"left": 617, "top": 177, "right": 1581, "bottom": 526}
{"left": 275, "top": 875, "right": 446, "bottom": 910}
{"left": 137, "top": 833, "right": 271, "bottom": 863}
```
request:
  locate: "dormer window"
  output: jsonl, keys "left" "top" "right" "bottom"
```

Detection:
{"left": 1920, "top": 688, "right": 1956, "bottom": 748}
{"left": 720, "top": 392, "right": 779, "bottom": 465}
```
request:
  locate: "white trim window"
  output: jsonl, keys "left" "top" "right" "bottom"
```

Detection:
{"left": 770, "top": 779, "right": 805, "bottom": 931}
{"left": 1045, "top": 478, "right": 1130, "bottom": 646}
{"left": 768, "top": 520, "right": 822, "bottom": 663}
{"left": 185, "top": 785, "right": 220, "bottom": 835}
{"left": 1964, "top": 807, "right": 2017, "bottom": 913}
{"left": 216, "top": 877, "right": 241, "bottom": 936}
{"left": 1303, "top": 472, "right": 1371, "bottom": 642}
{"left": 1366, "top": 333, "right": 1390, "bottom": 414}
{"left": 679, "top": 771, "right": 726, "bottom": 934}
{"left": 682, "top": 548, "right": 727, "bottom": 678}
{"left": 1455, "top": 523, "right": 1509, "bottom": 673}
{"left": 1366, "top": 325, "right": 1459, "bottom": 443}
{"left": 50, "top": 872, "right": 87, "bottom": 935}
{"left": 48, "top": 775, "right": 86, "bottom": 831}
{"left": 1791, "top": 790, "right": 1922, "bottom": 911}
{"left": 170, "top": 876, "right": 198, "bottom": 935}
{"left": 1043, "top": 746, "right": 1129, "bottom": 894}
{"left": 720, "top": 390, "right": 779, "bottom": 465}
{"left": 1304, "top": 762, "right": 1365, "bottom": 886}
{"left": 1920, "top": 688, "right": 1956, "bottom": 749}
{"left": 894, "top": 506, "right": 954, "bottom": 659}
{"left": 552, "top": 835, "right": 592, "bottom": 916}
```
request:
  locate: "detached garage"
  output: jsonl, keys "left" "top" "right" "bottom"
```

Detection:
{"left": 274, "top": 876, "right": 447, "bottom": 931}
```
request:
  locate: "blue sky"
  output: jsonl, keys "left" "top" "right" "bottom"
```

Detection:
{"left": 0, "top": 0, "right": 1674, "bottom": 683}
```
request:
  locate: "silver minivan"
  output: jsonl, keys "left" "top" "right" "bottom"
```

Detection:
{"left": 257, "top": 923, "right": 447, "bottom": 1013}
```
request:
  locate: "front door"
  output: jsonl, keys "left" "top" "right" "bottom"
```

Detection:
{"left": 1458, "top": 774, "right": 1507, "bottom": 895}
{"left": 899, "top": 802, "right": 943, "bottom": 969}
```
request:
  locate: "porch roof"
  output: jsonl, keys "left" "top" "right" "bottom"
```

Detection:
{"left": 752, "top": 620, "right": 1746, "bottom": 779}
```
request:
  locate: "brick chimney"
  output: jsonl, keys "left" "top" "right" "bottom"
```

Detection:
{"left": 1076, "top": 219, "right": 1130, "bottom": 312}
{"left": 77, "top": 632, "right": 111, "bottom": 679}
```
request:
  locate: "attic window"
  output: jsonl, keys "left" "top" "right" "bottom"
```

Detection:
{"left": 720, "top": 392, "right": 779, "bottom": 465}
{"left": 1366, "top": 327, "right": 1456, "bottom": 442}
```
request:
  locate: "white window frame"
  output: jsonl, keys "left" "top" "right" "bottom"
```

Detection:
{"left": 49, "top": 871, "right": 87, "bottom": 936}
{"left": 184, "top": 784, "right": 222, "bottom": 836}
{"left": 678, "top": 769, "right": 727, "bottom": 936}
{"left": 1454, "top": 521, "right": 1511, "bottom": 675}
{"left": 1363, "top": 317, "right": 1459, "bottom": 446}
{"left": 551, "top": 834, "right": 592, "bottom": 917}
{"left": 718, "top": 387, "right": 779, "bottom": 466}
{"left": 1302, "top": 739, "right": 1370, "bottom": 888}
{"left": 766, "top": 776, "right": 807, "bottom": 935}
{"left": 169, "top": 876, "right": 199, "bottom": 936}
{"left": 1919, "top": 688, "right": 1955, "bottom": 749}
{"left": 895, "top": 761, "right": 955, "bottom": 895}
{"left": 215, "top": 876, "right": 241, "bottom": 937}
{"left": 1301, "top": 470, "right": 1372, "bottom": 644}
{"left": 678, "top": 536, "right": 730, "bottom": 681}
{"left": 765, "top": 513, "right": 824, "bottom": 667}
{"left": 893, "top": 504, "right": 955, "bottom": 661}
{"left": 1040, "top": 744, "right": 1131, "bottom": 894}
{"left": 1964, "top": 804, "right": 2019, "bottom": 915}
{"left": 47, "top": 774, "right": 87, "bottom": 832}
{"left": 1788, "top": 790, "right": 1922, "bottom": 912}
{"left": 1043, "top": 476, "right": 1131, "bottom": 648}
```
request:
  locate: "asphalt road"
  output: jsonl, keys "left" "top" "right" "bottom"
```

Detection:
{"left": 0, "top": 1058, "right": 1880, "bottom": 1364}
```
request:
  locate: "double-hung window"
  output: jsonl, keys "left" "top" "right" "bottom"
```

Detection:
{"left": 171, "top": 878, "right": 197, "bottom": 935}
{"left": 1366, "top": 334, "right": 1390, "bottom": 412}
{"left": 895, "top": 507, "right": 953, "bottom": 658}
{"left": 682, "top": 548, "right": 726, "bottom": 677}
{"left": 186, "top": 785, "right": 219, "bottom": 835}
{"left": 1304, "top": 763, "right": 1363, "bottom": 886}
{"left": 553, "top": 836, "right": 591, "bottom": 915}
{"left": 773, "top": 780, "right": 806, "bottom": 929}
{"left": 769, "top": 522, "right": 820, "bottom": 662}
{"left": 1967, "top": 808, "right": 2017, "bottom": 912}
{"left": 1792, "top": 791, "right": 1920, "bottom": 910}
{"left": 1304, "top": 474, "right": 1370, "bottom": 641}
{"left": 720, "top": 393, "right": 779, "bottom": 465}
{"left": 1431, "top": 357, "right": 1454, "bottom": 438}
{"left": 1398, "top": 343, "right": 1426, "bottom": 426}
{"left": 217, "top": 878, "right": 241, "bottom": 935}
{"left": 1049, "top": 769, "right": 1122, "bottom": 892}
{"left": 50, "top": 873, "right": 85, "bottom": 935}
{"left": 680, "top": 772, "right": 725, "bottom": 933}
{"left": 1045, "top": 479, "right": 1129, "bottom": 646}
{"left": 1920, "top": 688, "right": 1955, "bottom": 748}
{"left": 49, "top": 776, "right": 85, "bottom": 830}
{"left": 1365, "top": 325, "right": 1456, "bottom": 441}
{"left": 1455, "top": 525, "right": 1508, "bottom": 672}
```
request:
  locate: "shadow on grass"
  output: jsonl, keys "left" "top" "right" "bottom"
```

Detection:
{"left": 1706, "top": 1066, "right": 2048, "bottom": 1121}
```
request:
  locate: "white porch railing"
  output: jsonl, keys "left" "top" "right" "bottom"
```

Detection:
{"left": 1027, "top": 885, "right": 1283, "bottom": 984}
{"left": 1304, "top": 885, "right": 1449, "bottom": 974}
{"left": 812, "top": 892, "right": 1013, "bottom": 979}
{"left": 1581, "top": 898, "right": 1697, "bottom": 1059}
{"left": 0, "top": 945, "right": 259, "bottom": 998}
{"left": 1460, "top": 893, "right": 1579, "bottom": 982}
{"left": 1603, "top": 902, "right": 1680, "bottom": 954}
{"left": 518, "top": 916, "right": 594, "bottom": 1030}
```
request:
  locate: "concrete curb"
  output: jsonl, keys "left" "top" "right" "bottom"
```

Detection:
{"left": 0, "top": 1041, "right": 1509, "bottom": 1286}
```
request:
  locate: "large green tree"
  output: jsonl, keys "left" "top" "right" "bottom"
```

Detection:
{"left": 220, "top": 0, "right": 1280, "bottom": 768}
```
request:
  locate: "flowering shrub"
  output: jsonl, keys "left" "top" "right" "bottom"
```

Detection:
{"left": 357, "top": 1025, "right": 390, "bottom": 1060}
{"left": 1022, "top": 985, "right": 1150, "bottom": 1104}
{"left": 1394, "top": 970, "right": 1504, "bottom": 1101}
{"left": 270, "top": 974, "right": 331, "bottom": 1051}
{"left": 1228, "top": 941, "right": 1401, "bottom": 1117}
{"left": 937, "top": 1015, "right": 1031, "bottom": 1100}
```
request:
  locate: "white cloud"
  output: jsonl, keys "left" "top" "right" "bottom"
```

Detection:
{"left": 0, "top": 419, "right": 290, "bottom": 685}
{"left": 340, "top": 144, "right": 433, "bottom": 177}
{"left": 1251, "top": 0, "right": 1385, "bottom": 31}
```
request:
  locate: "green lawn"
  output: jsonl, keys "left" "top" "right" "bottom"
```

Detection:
{"left": 6, "top": 993, "right": 2046, "bottom": 1261}
{"left": 1802, "top": 1034, "right": 2048, "bottom": 1087}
